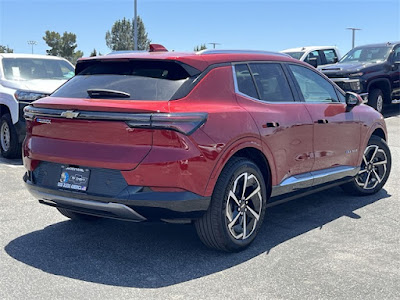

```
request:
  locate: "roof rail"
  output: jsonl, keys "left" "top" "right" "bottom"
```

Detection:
{"left": 197, "top": 49, "right": 290, "bottom": 57}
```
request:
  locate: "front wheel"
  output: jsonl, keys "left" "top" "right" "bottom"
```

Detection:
{"left": 341, "top": 136, "right": 391, "bottom": 196}
{"left": 195, "top": 158, "right": 267, "bottom": 252}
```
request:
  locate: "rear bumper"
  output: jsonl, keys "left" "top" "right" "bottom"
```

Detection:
{"left": 24, "top": 173, "right": 210, "bottom": 222}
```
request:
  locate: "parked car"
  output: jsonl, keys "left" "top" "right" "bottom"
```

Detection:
{"left": 319, "top": 42, "right": 400, "bottom": 113}
{"left": 23, "top": 47, "right": 391, "bottom": 252}
{"left": 281, "top": 46, "right": 341, "bottom": 67}
{"left": 0, "top": 53, "right": 74, "bottom": 158}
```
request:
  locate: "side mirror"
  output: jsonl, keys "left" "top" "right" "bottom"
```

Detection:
{"left": 345, "top": 92, "right": 363, "bottom": 112}
{"left": 308, "top": 57, "right": 318, "bottom": 68}
{"left": 333, "top": 57, "right": 338, "bottom": 63}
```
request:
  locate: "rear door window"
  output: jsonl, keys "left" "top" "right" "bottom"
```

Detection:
{"left": 52, "top": 60, "right": 198, "bottom": 101}
{"left": 248, "top": 63, "right": 294, "bottom": 102}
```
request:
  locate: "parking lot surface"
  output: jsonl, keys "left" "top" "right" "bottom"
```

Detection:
{"left": 0, "top": 107, "right": 399, "bottom": 299}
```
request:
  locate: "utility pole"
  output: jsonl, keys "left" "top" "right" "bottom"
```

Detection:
{"left": 346, "top": 28, "right": 361, "bottom": 49}
{"left": 27, "top": 40, "right": 37, "bottom": 54}
{"left": 208, "top": 42, "right": 221, "bottom": 49}
{"left": 134, "top": 0, "right": 138, "bottom": 50}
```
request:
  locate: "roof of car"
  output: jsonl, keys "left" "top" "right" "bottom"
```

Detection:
{"left": 281, "top": 46, "right": 338, "bottom": 53}
{"left": 352, "top": 41, "right": 400, "bottom": 48}
{"left": 77, "top": 49, "right": 298, "bottom": 72}
{"left": 0, "top": 53, "right": 71, "bottom": 61}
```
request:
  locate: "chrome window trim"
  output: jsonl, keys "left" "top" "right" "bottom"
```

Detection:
{"left": 271, "top": 165, "right": 360, "bottom": 197}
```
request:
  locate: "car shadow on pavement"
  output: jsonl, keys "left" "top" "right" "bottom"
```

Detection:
{"left": 0, "top": 156, "right": 23, "bottom": 166}
{"left": 382, "top": 104, "right": 400, "bottom": 118}
{"left": 5, "top": 186, "right": 391, "bottom": 288}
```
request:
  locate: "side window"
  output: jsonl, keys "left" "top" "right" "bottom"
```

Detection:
{"left": 234, "top": 64, "right": 258, "bottom": 99}
{"left": 288, "top": 64, "right": 339, "bottom": 103}
{"left": 248, "top": 63, "right": 294, "bottom": 102}
{"left": 392, "top": 46, "right": 400, "bottom": 62}
{"left": 322, "top": 49, "right": 338, "bottom": 64}
{"left": 336, "top": 89, "right": 346, "bottom": 103}
{"left": 304, "top": 50, "right": 322, "bottom": 66}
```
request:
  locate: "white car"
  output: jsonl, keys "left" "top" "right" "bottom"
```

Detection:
{"left": 281, "top": 46, "right": 341, "bottom": 68}
{"left": 0, "top": 53, "right": 74, "bottom": 158}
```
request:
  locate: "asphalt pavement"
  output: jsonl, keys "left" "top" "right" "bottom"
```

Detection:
{"left": 0, "top": 106, "right": 399, "bottom": 299}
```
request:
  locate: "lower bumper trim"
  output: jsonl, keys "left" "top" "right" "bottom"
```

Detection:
{"left": 31, "top": 189, "right": 147, "bottom": 222}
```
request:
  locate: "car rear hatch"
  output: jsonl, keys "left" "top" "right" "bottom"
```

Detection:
{"left": 24, "top": 59, "right": 202, "bottom": 171}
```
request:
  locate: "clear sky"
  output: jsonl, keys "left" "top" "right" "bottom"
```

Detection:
{"left": 0, "top": 0, "right": 399, "bottom": 58}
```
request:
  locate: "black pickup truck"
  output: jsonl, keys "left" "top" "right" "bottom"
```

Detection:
{"left": 319, "top": 42, "right": 400, "bottom": 113}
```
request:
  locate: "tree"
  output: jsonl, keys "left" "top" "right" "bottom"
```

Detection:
{"left": 0, "top": 45, "right": 13, "bottom": 53}
{"left": 90, "top": 49, "right": 103, "bottom": 57}
{"left": 194, "top": 44, "right": 207, "bottom": 51}
{"left": 105, "top": 16, "right": 150, "bottom": 51}
{"left": 43, "top": 31, "right": 82, "bottom": 64}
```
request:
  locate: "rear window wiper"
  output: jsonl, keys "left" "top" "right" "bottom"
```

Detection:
{"left": 87, "top": 89, "right": 130, "bottom": 98}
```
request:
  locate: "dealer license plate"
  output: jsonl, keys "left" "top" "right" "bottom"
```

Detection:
{"left": 57, "top": 166, "right": 90, "bottom": 192}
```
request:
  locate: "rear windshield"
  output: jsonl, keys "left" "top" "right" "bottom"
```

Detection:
{"left": 52, "top": 60, "right": 197, "bottom": 101}
{"left": 284, "top": 52, "right": 304, "bottom": 60}
{"left": 2, "top": 58, "right": 74, "bottom": 81}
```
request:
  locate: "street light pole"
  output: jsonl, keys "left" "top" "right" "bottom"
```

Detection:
{"left": 346, "top": 28, "right": 361, "bottom": 49}
{"left": 208, "top": 42, "right": 221, "bottom": 49}
{"left": 134, "top": 0, "right": 138, "bottom": 50}
{"left": 27, "top": 40, "right": 37, "bottom": 54}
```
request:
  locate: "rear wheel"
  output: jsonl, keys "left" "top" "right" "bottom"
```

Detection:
{"left": 341, "top": 136, "right": 391, "bottom": 196}
{"left": 57, "top": 208, "right": 100, "bottom": 221}
{"left": 368, "top": 89, "right": 384, "bottom": 113}
{"left": 0, "top": 113, "right": 21, "bottom": 159}
{"left": 195, "top": 158, "right": 267, "bottom": 252}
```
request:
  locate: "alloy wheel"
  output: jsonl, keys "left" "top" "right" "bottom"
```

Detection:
{"left": 376, "top": 95, "right": 383, "bottom": 113}
{"left": 1, "top": 121, "right": 11, "bottom": 152}
{"left": 225, "top": 172, "right": 263, "bottom": 240}
{"left": 355, "top": 144, "right": 387, "bottom": 190}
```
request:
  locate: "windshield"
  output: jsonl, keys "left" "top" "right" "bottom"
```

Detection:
{"left": 52, "top": 60, "right": 196, "bottom": 101}
{"left": 340, "top": 46, "right": 391, "bottom": 63}
{"left": 284, "top": 52, "right": 305, "bottom": 60}
{"left": 2, "top": 58, "right": 74, "bottom": 81}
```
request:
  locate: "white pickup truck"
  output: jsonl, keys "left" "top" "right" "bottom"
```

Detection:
{"left": 0, "top": 53, "right": 74, "bottom": 158}
{"left": 281, "top": 46, "right": 341, "bottom": 68}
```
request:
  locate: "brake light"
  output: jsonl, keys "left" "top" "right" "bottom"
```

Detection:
{"left": 126, "top": 113, "right": 208, "bottom": 135}
{"left": 149, "top": 44, "right": 168, "bottom": 52}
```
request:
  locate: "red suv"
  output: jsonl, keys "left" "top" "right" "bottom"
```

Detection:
{"left": 23, "top": 48, "right": 391, "bottom": 252}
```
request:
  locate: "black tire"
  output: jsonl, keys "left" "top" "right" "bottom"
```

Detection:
{"left": 195, "top": 157, "right": 267, "bottom": 252}
{"left": 341, "top": 136, "right": 391, "bottom": 196}
{"left": 368, "top": 89, "right": 384, "bottom": 113}
{"left": 57, "top": 208, "right": 100, "bottom": 221}
{"left": 0, "top": 113, "right": 21, "bottom": 159}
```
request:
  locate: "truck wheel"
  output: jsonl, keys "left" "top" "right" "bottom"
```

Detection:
{"left": 0, "top": 113, "right": 21, "bottom": 159}
{"left": 195, "top": 158, "right": 267, "bottom": 252}
{"left": 368, "top": 89, "right": 384, "bottom": 113}
{"left": 341, "top": 136, "right": 391, "bottom": 196}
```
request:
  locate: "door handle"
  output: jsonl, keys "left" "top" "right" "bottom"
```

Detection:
{"left": 315, "top": 119, "right": 329, "bottom": 124}
{"left": 263, "top": 122, "right": 280, "bottom": 128}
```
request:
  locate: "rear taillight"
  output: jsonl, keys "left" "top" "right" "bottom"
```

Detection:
{"left": 126, "top": 113, "right": 208, "bottom": 135}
